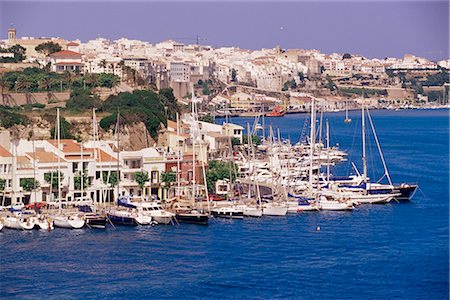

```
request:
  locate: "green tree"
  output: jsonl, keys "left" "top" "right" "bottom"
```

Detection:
{"left": 99, "top": 59, "right": 107, "bottom": 73}
{"left": 66, "top": 88, "right": 101, "bottom": 111}
{"left": 135, "top": 171, "right": 149, "bottom": 189}
{"left": 9, "top": 44, "right": 26, "bottom": 62}
{"left": 206, "top": 160, "right": 237, "bottom": 193}
{"left": 342, "top": 53, "right": 352, "bottom": 59}
{"left": 231, "top": 68, "right": 237, "bottom": 82}
{"left": 74, "top": 173, "right": 90, "bottom": 190}
{"left": 50, "top": 116, "right": 74, "bottom": 139}
{"left": 96, "top": 73, "right": 120, "bottom": 89}
{"left": 161, "top": 172, "right": 176, "bottom": 185}
{"left": 243, "top": 134, "right": 261, "bottom": 146}
{"left": 202, "top": 81, "right": 211, "bottom": 95}
{"left": 35, "top": 42, "right": 62, "bottom": 56}
{"left": 199, "top": 115, "right": 214, "bottom": 123}
{"left": 102, "top": 171, "right": 118, "bottom": 187}
{"left": 231, "top": 137, "right": 241, "bottom": 147}
{"left": 19, "top": 178, "right": 40, "bottom": 192}
{"left": 44, "top": 172, "right": 64, "bottom": 189}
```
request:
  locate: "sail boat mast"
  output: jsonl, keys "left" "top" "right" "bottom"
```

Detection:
{"left": 308, "top": 97, "right": 316, "bottom": 196}
{"left": 116, "top": 111, "right": 120, "bottom": 205}
{"left": 57, "top": 108, "right": 62, "bottom": 213}
{"left": 361, "top": 105, "right": 368, "bottom": 182}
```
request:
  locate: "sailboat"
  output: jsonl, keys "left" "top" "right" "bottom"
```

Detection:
{"left": 344, "top": 101, "right": 352, "bottom": 123}
{"left": 106, "top": 112, "right": 152, "bottom": 226}
{"left": 174, "top": 90, "right": 210, "bottom": 225}
{"left": 327, "top": 105, "right": 401, "bottom": 204}
{"left": 305, "top": 100, "right": 353, "bottom": 211}
{"left": 51, "top": 108, "right": 86, "bottom": 229}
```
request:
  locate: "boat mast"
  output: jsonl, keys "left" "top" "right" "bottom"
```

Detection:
{"left": 191, "top": 92, "right": 196, "bottom": 204}
{"left": 367, "top": 109, "right": 393, "bottom": 185}
{"left": 116, "top": 111, "right": 120, "bottom": 205}
{"left": 326, "top": 119, "right": 330, "bottom": 182}
{"left": 361, "top": 104, "right": 368, "bottom": 182}
{"left": 92, "top": 108, "right": 97, "bottom": 204}
{"left": 308, "top": 97, "right": 316, "bottom": 196}
{"left": 176, "top": 113, "right": 181, "bottom": 199}
{"left": 80, "top": 139, "right": 84, "bottom": 198}
{"left": 57, "top": 108, "right": 62, "bottom": 214}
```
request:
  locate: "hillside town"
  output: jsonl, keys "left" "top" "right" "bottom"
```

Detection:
{"left": 1, "top": 26, "right": 449, "bottom": 114}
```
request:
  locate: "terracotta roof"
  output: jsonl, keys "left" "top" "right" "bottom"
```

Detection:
{"left": 48, "top": 139, "right": 81, "bottom": 153}
{"left": 95, "top": 149, "right": 117, "bottom": 162}
{"left": 26, "top": 150, "right": 63, "bottom": 163}
{"left": 17, "top": 156, "right": 31, "bottom": 164}
{"left": 0, "top": 145, "right": 12, "bottom": 157}
{"left": 67, "top": 42, "right": 79, "bottom": 46}
{"left": 55, "top": 62, "right": 83, "bottom": 66}
{"left": 50, "top": 50, "right": 82, "bottom": 58}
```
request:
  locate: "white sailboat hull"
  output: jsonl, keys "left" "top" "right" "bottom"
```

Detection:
{"left": 53, "top": 216, "right": 85, "bottom": 229}
{"left": 243, "top": 206, "right": 263, "bottom": 217}
{"left": 262, "top": 204, "right": 288, "bottom": 216}
{"left": 4, "top": 217, "right": 35, "bottom": 230}
{"left": 350, "top": 194, "right": 393, "bottom": 204}
{"left": 320, "top": 200, "right": 353, "bottom": 211}
{"left": 35, "top": 217, "right": 54, "bottom": 230}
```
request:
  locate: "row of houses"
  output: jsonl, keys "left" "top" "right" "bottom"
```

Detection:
{"left": 0, "top": 118, "right": 244, "bottom": 207}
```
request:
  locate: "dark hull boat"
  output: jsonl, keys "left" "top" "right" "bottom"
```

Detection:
{"left": 394, "top": 184, "right": 418, "bottom": 201}
{"left": 211, "top": 208, "right": 244, "bottom": 219}
{"left": 85, "top": 214, "right": 107, "bottom": 229}
{"left": 176, "top": 211, "right": 209, "bottom": 225}
{"left": 107, "top": 213, "right": 138, "bottom": 226}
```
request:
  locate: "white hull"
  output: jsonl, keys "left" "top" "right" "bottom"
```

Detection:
{"left": 4, "top": 216, "right": 35, "bottom": 230}
{"left": 153, "top": 215, "right": 173, "bottom": 225}
{"left": 0, "top": 222, "right": 3, "bottom": 231}
{"left": 350, "top": 194, "right": 393, "bottom": 204}
{"left": 135, "top": 215, "right": 152, "bottom": 225}
{"left": 243, "top": 207, "right": 263, "bottom": 217}
{"left": 320, "top": 200, "right": 353, "bottom": 211}
{"left": 53, "top": 216, "right": 85, "bottom": 229}
{"left": 262, "top": 204, "right": 288, "bottom": 216}
{"left": 297, "top": 204, "right": 321, "bottom": 211}
{"left": 35, "top": 217, "right": 54, "bottom": 230}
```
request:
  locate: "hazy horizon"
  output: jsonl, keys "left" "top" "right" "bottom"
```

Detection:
{"left": 1, "top": 1, "right": 448, "bottom": 61}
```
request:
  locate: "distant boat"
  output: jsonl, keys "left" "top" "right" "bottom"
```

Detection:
{"left": 344, "top": 102, "right": 352, "bottom": 123}
{"left": 266, "top": 106, "right": 286, "bottom": 117}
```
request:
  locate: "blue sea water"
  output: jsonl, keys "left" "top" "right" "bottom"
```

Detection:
{"left": 1, "top": 109, "right": 448, "bottom": 299}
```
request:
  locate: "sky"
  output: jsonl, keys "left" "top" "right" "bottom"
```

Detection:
{"left": 0, "top": 1, "right": 448, "bottom": 61}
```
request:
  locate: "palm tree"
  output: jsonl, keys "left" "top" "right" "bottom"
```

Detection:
{"left": 39, "top": 75, "right": 52, "bottom": 92}
{"left": 99, "top": 59, "right": 107, "bottom": 73}
{"left": 16, "top": 75, "right": 31, "bottom": 92}
{"left": 63, "top": 70, "right": 73, "bottom": 90}
{"left": 0, "top": 75, "right": 8, "bottom": 95}
{"left": 84, "top": 73, "right": 98, "bottom": 88}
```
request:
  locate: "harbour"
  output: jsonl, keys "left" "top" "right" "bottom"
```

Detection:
{"left": 1, "top": 108, "right": 448, "bottom": 299}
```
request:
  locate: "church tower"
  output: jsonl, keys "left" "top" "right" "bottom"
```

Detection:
{"left": 8, "top": 26, "right": 17, "bottom": 44}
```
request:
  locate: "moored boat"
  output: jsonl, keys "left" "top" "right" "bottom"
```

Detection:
{"left": 53, "top": 215, "right": 85, "bottom": 229}
{"left": 4, "top": 214, "right": 36, "bottom": 230}
{"left": 176, "top": 210, "right": 209, "bottom": 225}
{"left": 211, "top": 206, "right": 244, "bottom": 219}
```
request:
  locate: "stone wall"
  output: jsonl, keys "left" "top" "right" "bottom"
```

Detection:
{"left": 0, "top": 92, "right": 70, "bottom": 107}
